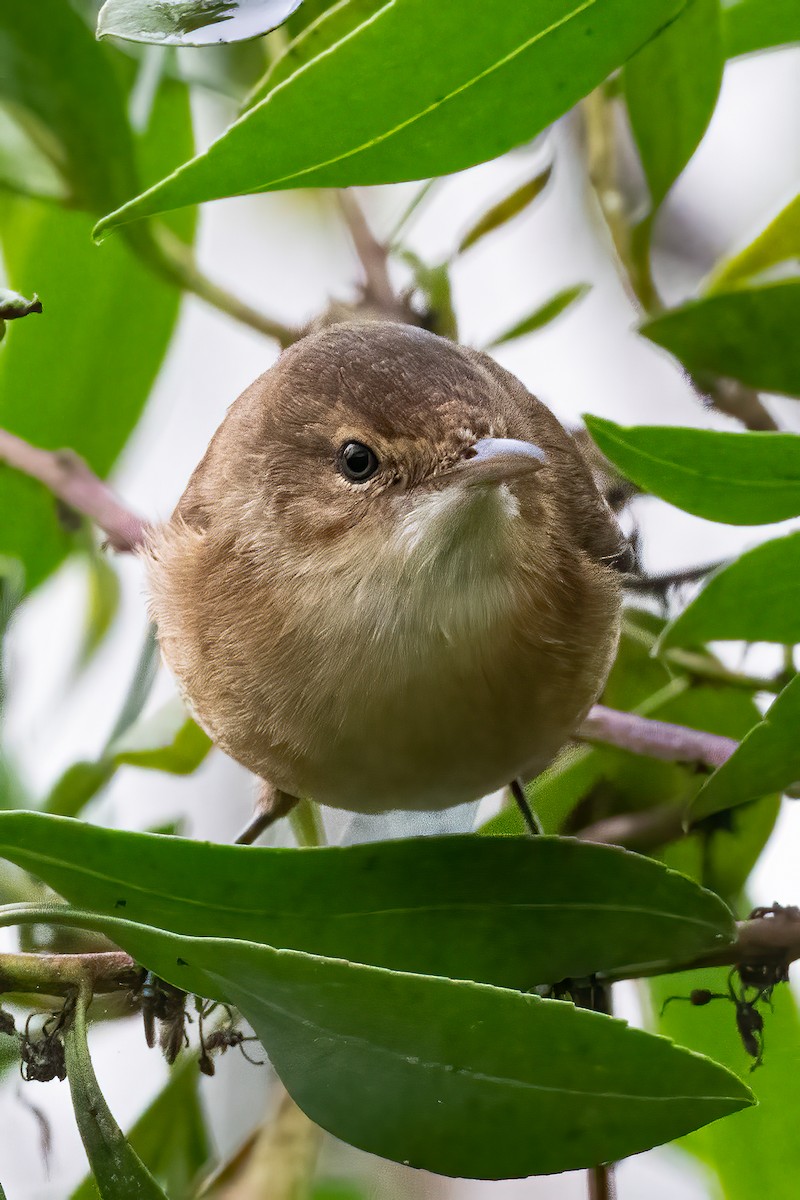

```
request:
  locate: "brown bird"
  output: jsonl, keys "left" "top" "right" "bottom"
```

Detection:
{"left": 145, "top": 321, "right": 628, "bottom": 838}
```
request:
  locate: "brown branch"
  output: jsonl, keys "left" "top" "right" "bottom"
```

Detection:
{"left": 580, "top": 705, "right": 737, "bottom": 770}
{"left": 624, "top": 559, "right": 727, "bottom": 595}
{"left": 0, "top": 428, "right": 147, "bottom": 552}
{"left": 337, "top": 190, "right": 408, "bottom": 319}
{"left": 605, "top": 906, "right": 800, "bottom": 984}
{"left": 576, "top": 804, "right": 684, "bottom": 853}
{"left": 581, "top": 90, "right": 780, "bottom": 434}
{"left": 0, "top": 950, "right": 138, "bottom": 998}
{"left": 695, "top": 374, "right": 779, "bottom": 434}
{"left": 0, "top": 908, "right": 799, "bottom": 1008}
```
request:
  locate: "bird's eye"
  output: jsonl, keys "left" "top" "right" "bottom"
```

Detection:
{"left": 338, "top": 441, "right": 379, "bottom": 483}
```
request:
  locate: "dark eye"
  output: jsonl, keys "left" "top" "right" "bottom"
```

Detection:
{"left": 339, "top": 441, "right": 379, "bottom": 483}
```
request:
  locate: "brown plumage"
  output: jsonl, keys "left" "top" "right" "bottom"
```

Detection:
{"left": 145, "top": 322, "right": 627, "bottom": 822}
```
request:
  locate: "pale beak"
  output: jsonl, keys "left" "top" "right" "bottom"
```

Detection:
{"left": 430, "top": 437, "right": 547, "bottom": 488}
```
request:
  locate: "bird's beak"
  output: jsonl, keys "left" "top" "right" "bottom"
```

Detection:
{"left": 431, "top": 437, "right": 547, "bottom": 488}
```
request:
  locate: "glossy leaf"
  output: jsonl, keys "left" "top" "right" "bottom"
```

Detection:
{"left": 641, "top": 280, "right": 800, "bottom": 398}
{"left": 40, "top": 908, "right": 753, "bottom": 1180}
{"left": 584, "top": 416, "right": 800, "bottom": 524}
{"left": 457, "top": 165, "right": 553, "bottom": 253}
{"left": 649, "top": 959, "right": 800, "bottom": 1200}
{"left": 246, "top": 0, "right": 385, "bottom": 106}
{"left": 706, "top": 192, "right": 800, "bottom": 292}
{"left": 692, "top": 673, "right": 800, "bottom": 820}
{"left": 70, "top": 1059, "right": 210, "bottom": 1200}
{"left": 64, "top": 991, "right": 169, "bottom": 1200}
{"left": 98, "top": 0, "right": 303, "bottom": 46}
{"left": 94, "top": 0, "right": 690, "bottom": 235}
{"left": 721, "top": 0, "right": 800, "bottom": 57}
{"left": 624, "top": 0, "right": 724, "bottom": 210}
{"left": 0, "top": 813, "right": 735, "bottom": 988}
{"left": 486, "top": 284, "right": 590, "bottom": 347}
{"left": 660, "top": 531, "right": 800, "bottom": 648}
{"left": 110, "top": 697, "right": 212, "bottom": 774}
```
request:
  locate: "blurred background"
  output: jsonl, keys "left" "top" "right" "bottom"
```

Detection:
{"left": 0, "top": 15, "right": 798, "bottom": 1199}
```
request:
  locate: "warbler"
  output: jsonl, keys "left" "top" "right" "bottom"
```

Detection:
{"left": 145, "top": 322, "right": 628, "bottom": 836}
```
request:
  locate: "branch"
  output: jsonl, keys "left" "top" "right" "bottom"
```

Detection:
{"left": 0, "top": 950, "right": 138, "bottom": 998}
{"left": 695, "top": 374, "right": 779, "bottom": 433}
{"left": 0, "top": 907, "right": 798, "bottom": 1004}
{"left": 576, "top": 803, "right": 684, "bottom": 853}
{"left": 0, "top": 429, "right": 147, "bottom": 552}
{"left": 581, "top": 89, "right": 779, "bottom": 434}
{"left": 150, "top": 227, "right": 301, "bottom": 349}
{"left": 337, "top": 190, "right": 408, "bottom": 320}
{"left": 623, "top": 559, "right": 727, "bottom": 595}
{"left": 604, "top": 905, "right": 800, "bottom": 984}
{"left": 579, "top": 705, "right": 737, "bottom": 770}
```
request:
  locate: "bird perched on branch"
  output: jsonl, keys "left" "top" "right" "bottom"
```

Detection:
{"left": 145, "top": 322, "right": 628, "bottom": 838}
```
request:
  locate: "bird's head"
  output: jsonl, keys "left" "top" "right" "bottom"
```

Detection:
{"left": 174, "top": 321, "right": 628, "bottom": 597}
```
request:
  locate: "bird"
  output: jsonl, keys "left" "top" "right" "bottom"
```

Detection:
{"left": 144, "top": 321, "right": 629, "bottom": 839}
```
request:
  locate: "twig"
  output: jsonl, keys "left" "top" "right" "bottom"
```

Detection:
{"left": 589, "top": 1163, "right": 616, "bottom": 1200}
{"left": 695, "top": 374, "right": 779, "bottom": 433}
{"left": 622, "top": 619, "right": 785, "bottom": 693}
{"left": 0, "top": 906, "right": 799, "bottom": 1002}
{"left": 0, "top": 950, "right": 138, "bottom": 998}
{"left": 337, "top": 190, "right": 406, "bottom": 319}
{"left": 0, "top": 429, "right": 147, "bottom": 552}
{"left": 624, "top": 559, "right": 727, "bottom": 595}
{"left": 581, "top": 89, "right": 779, "bottom": 434}
{"left": 580, "top": 705, "right": 737, "bottom": 770}
{"left": 576, "top": 804, "right": 684, "bottom": 853}
{"left": 604, "top": 905, "right": 800, "bottom": 984}
{"left": 149, "top": 227, "right": 301, "bottom": 349}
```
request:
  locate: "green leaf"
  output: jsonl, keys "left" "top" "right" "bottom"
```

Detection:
{"left": 43, "top": 908, "right": 754, "bottom": 1179}
{"left": 705, "top": 192, "right": 800, "bottom": 293}
{"left": 44, "top": 761, "right": 116, "bottom": 820}
{"left": 0, "top": 813, "right": 735, "bottom": 988}
{"left": 43, "top": 629, "right": 160, "bottom": 816}
{"left": 456, "top": 165, "right": 553, "bottom": 254}
{"left": 0, "top": 0, "right": 138, "bottom": 212}
{"left": 660, "top": 531, "right": 800, "bottom": 648}
{"left": 624, "top": 0, "right": 724, "bottom": 211}
{"left": 641, "top": 280, "right": 800, "bottom": 399}
{"left": 0, "top": 106, "right": 69, "bottom": 203}
{"left": 94, "top": 0, "right": 690, "bottom": 236}
{"left": 110, "top": 696, "right": 212, "bottom": 774}
{"left": 64, "top": 989, "right": 169, "bottom": 1200}
{"left": 396, "top": 250, "right": 457, "bottom": 339}
{"left": 246, "top": 0, "right": 385, "bottom": 106}
{"left": 721, "top": 0, "right": 800, "bottom": 57}
{"left": 584, "top": 416, "right": 800, "bottom": 524}
{"left": 483, "top": 620, "right": 780, "bottom": 900}
{"left": 649, "top": 957, "right": 800, "bottom": 1200}
{"left": 78, "top": 550, "right": 122, "bottom": 669}
{"left": 0, "top": 75, "right": 194, "bottom": 591}
{"left": 485, "top": 284, "right": 590, "bottom": 347}
{"left": 98, "top": 0, "right": 304, "bottom": 46}
{"left": 692, "top": 672, "right": 800, "bottom": 820}
{"left": 70, "top": 1058, "right": 210, "bottom": 1200}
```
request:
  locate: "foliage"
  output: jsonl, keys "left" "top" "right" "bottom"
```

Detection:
{"left": 0, "top": 0, "right": 798, "bottom": 1197}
